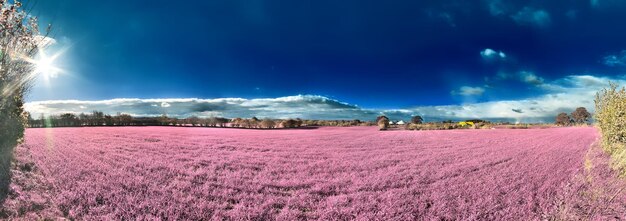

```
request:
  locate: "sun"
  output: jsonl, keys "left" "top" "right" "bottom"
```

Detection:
{"left": 33, "top": 48, "right": 63, "bottom": 79}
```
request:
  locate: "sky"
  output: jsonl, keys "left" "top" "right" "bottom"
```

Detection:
{"left": 23, "top": 0, "right": 626, "bottom": 122}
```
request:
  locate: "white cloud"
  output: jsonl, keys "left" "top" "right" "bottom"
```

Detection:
{"left": 603, "top": 50, "right": 626, "bottom": 67}
{"left": 451, "top": 86, "right": 486, "bottom": 96}
{"left": 519, "top": 71, "right": 544, "bottom": 85}
{"left": 511, "top": 7, "right": 551, "bottom": 28}
{"left": 480, "top": 48, "right": 506, "bottom": 60}
{"left": 25, "top": 95, "right": 375, "bottom": 120}
{"left": 24, "top": 75, "right": 624, "bottom": 123}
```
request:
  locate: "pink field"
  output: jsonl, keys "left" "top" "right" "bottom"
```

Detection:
{"left": 11, "top": 126, "right": 600, "bottom": 219}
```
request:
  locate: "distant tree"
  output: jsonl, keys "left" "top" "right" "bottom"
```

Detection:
{"left": 555, "top": 112, "right": 571, "bottom": 126}
{"left": 116, "top": 113, "right": 133, "bottom": 126}
{"left": 92, "top": 111, "right": 105, "bottom": 126}
{"left": 249, "top": 117, "right": 260, "bottom": 128}
{"left": 377, "top": 117, "right": 390, "bottom": 130}
{"left": 231, "top": 118, "right": 243, "bottom": 127}
{"left": 571, "top": 107, "right": 591, "bottom": 124}
{"left": 79, "top": 113, "right": 89, "bottom": 126}
{"left": 376, "top": 115, "right": 389, "bottom": 122}
{"left": 411, "top": 116, "right": 424, "bottom": 124}
{"left": 186, "top": 116, "right": 200, "bottom": 126}
{"left": 282, "top": 119, "right": 298, "bottom": 128}
{"left": 104, "top": 114, "right": 114, "bottom": 126}
{"left": 159, "top": 114, "right": 170, "bottom": 126}
{"left": 239, "top": 119, "right": 249, "bottom": 128}
{"left": 60, "top": 113, "right": 78, "bottom": 127}
{"left": 39, "top": 114, "right": 46, "bottom": 128}
{"left": 216, "top": 117, "right": 229, "bottom": 127}
{"left": 177, "top": 118, "right": 185, "bottom": 126}
{"left": 260, "top": 119, "right": 276, "bottom": 129}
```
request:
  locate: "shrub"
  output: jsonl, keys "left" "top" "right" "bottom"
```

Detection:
{"left": 458, "top": 121, "right": 474, "bottom": 128}
{"left": 595, "top": 83, "right": 626, "bottom": 174}
{"left": 595, "top": 83, "right": 626, "bottom": 148}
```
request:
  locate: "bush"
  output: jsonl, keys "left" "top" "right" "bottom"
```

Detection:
{"left": 458, "top": 121, "right": 475, "bottom": 128}
{"left": 595, "top": 83, "right": 626, "bottom": 174}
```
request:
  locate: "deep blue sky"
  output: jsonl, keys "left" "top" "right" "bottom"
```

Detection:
{"left": 28, "top": 0, "right": 626, "bottom": 109}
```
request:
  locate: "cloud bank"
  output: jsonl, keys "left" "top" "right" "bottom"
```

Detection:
{"left": 24, "top": 75, "right": 623, "bottom": 123}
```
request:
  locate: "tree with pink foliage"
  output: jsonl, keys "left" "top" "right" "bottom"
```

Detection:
{"left": 0, "top": 0, "right": 50, "bottom": 200}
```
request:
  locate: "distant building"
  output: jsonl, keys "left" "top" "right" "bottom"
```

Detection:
{"left": 397, "top": 120, "right": 405, "bottom": 125}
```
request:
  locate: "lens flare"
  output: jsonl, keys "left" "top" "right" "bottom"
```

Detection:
{"left": 33, "top": 48, "right": 64, "bottom": 80}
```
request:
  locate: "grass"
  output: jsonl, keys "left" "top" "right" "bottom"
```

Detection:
{"left": 11, "top": 126, "right": 598, "bottom": 220}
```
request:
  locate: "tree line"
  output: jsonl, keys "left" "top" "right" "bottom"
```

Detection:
{"left": 26, "top": 111, "right": 376, "bottom": 129}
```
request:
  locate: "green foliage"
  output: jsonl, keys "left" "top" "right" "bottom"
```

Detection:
{"left": 594, "top": 82, "right": 626, "bottom": 174}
